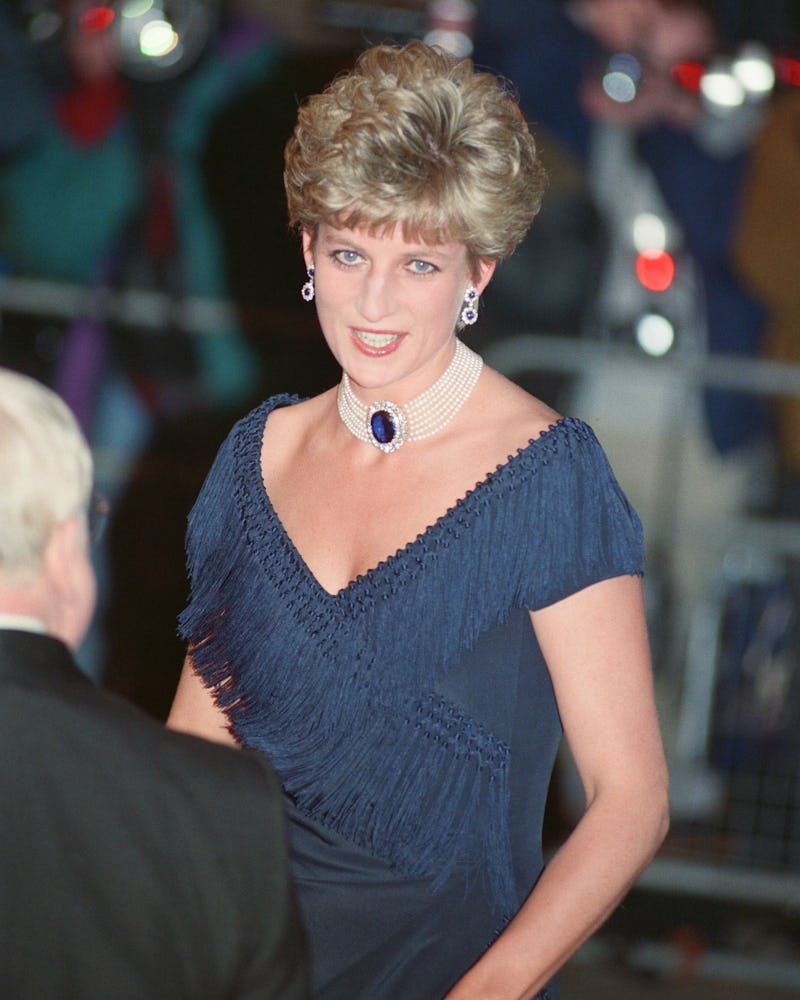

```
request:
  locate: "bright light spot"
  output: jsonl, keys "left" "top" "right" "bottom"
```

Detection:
{"left": 775, "top": 56, "right": 800, "bottom": 88}
{"left": 79, "top": 6, "right": 115, "bottom": 33}
{"left": 121, "top": 0, "right": 156, "bottom": 17}
{"left": 609, "top": 53, "right": 641, "bottom": 80}
{"left": 636, "top": 249, "right": 675, "bottom": 292}
{"left": 636, "top": 313, "right": 675, "bottom": 356}
{"left": 28, "top": 11, "right": 61, "bottom": 42}
{"left": 139, "top": 20, "right": 178, "bottom": 58}
{"left": 732, "top": 43, "right": 775, "bottom": 95}
{"left": 603, "top": 71, "right": 637, "bottom": 103}
{"left": 700, "top": 60, "right": 745, "bottom": 108}
{"left": 428, "top": 0, "right": 475, "bottom": 21}
{"left": 670, "top": 61, "right": 705, "bottom": 93}
{"left": 423, "top": 29, "right": 473, "bottom": 57}
{"left": 632, "top": 213, "right": 667, "bottom": 253}
{"left": 602, "top": 53, "right": 641, "bottom": 103}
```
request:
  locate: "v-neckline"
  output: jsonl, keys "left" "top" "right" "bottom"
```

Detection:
{"left": 249, "top": 396, "right": 572, "bottom": 601}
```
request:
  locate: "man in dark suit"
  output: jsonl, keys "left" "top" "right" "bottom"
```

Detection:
{"left": 0, "top": 367, "right": 308, "bottom": 999}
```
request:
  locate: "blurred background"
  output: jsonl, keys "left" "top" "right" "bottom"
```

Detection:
{"left": 2, "top": 1, "right": 800, "bottom": 995}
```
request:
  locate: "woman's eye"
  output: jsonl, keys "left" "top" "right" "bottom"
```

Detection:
{"left": 409, "top": 259, "right": 435, "bottom": 275}
{"left": 334, "top": 250, "right": 361, "bottom": 265}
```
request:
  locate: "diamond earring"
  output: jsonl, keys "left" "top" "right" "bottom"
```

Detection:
{"left": 460, "top": 286, "right": 479, "bottom": 326}
{"left": 301, "top": 265, "right": 315, "bottom": 302}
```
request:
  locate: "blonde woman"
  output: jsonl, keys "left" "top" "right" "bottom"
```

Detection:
{"left": 168, "top": 41, "right": 668, "bottom": 1000}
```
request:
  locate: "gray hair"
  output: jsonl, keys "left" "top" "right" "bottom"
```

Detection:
{"left": 0, "top": 368, "right": 93, "bottom": 580}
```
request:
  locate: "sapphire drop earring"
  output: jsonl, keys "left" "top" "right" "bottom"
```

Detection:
{"left": 460, "top": 286, "right": 479, "bottom": 326}
{"left": 301, "top": 265, "right": 315, "bottom": 302}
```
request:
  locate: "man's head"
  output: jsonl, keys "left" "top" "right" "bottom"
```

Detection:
{"left": 0, "top": 368, "right": 96, "bottom": 648}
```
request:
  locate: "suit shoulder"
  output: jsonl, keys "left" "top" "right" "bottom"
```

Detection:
{"left": 163, "top": 727, "right": 281, "bottom": 795}
{"left": 74, "top": 682, "right": 283, "bottom": 800}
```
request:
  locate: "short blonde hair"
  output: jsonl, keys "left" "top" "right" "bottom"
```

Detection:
{"left": 0, "top": 369, "right": 92, "bottom": 579}
{"left": 284, "top": 41, "right": 547, "bottom": 270}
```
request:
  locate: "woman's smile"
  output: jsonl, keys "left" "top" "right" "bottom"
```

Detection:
{"left": 351, "top": 329, "right": 405, "bottom": 356}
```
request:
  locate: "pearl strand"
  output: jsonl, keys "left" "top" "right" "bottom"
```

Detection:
{"left": 337, "top": 339, "right": 483, "bottom": 453}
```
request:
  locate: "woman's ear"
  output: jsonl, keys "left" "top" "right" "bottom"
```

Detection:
{"left": 301, "top": 227, "right": 316, "bottom": 269}
{"left": 476, "top": 259, "right": 496, "bottom": 294}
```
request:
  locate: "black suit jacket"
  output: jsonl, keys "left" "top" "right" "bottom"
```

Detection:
{"left": 0, "top": 629, "right": 308, "bottom": 999}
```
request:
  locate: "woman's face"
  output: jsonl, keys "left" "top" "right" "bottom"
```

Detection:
{"left": 303, "top": 222, "right": 494, "bottom": 400}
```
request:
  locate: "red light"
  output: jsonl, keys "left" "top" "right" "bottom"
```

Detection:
{"left": 775, "top": 56, "right": 800, "bottom": 87}
{"left": 671, "top": 61, "right": 705, "bottom": 93}
{"left": 79, "top": 6, "right": 115, "bottom": 33}
{"left": 636, "top": 250, "right": 675, "bottom": 292}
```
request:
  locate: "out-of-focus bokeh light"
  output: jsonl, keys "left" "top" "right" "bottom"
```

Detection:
{"left": 79, "top": 5, "right": 116, "bottom": 33}
{"left": 424, "top": 0, "right": 475, "bottom": 57}
{"left": 636, "top": 249, "right": 675, "bottom": 292}
{"left": 670, "top": 60, "right": 705, "bottom": 93}
{"left": 423, "top": 28, "right": 473, "bottom": 57}
{"left": 115, "top": 0, "right": 212, "bottom": 79}
{"left": 700, "top": 57, "right": 745, "bottom": 109}
{"left": 139, "top": 18, "right": 178, "bottom": 58}
{"left": 120, "top": 0, "right": 156, "bottom": 17}
{"left": 602, "top": 53, "right": 641, "bottom": 103}
{"left": 775, "top": 55, "right": 800, "bottom": 87}
{"left": 636, "top": 312, "right": 675, "bottom": 356}
{"left": 632, "top": 213, "right": 668, "bottom": 254}
{"left": 28, "top": 10, "right": 62, "bottom": 42}
{"left": 732, "top": 43, "right": 775, "bottom": 96}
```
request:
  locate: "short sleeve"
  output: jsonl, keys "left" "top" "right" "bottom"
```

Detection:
{"left": 519, "top": 422, "right": 645, "bottom": 611}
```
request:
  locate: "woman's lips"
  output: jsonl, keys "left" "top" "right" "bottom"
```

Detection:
{"left": 351, "top": 329, "right": 404, "bottom": 356}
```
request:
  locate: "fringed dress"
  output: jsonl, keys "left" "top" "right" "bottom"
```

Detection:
{"left": 179, "top": 394, "right": 645, "bottom": 999}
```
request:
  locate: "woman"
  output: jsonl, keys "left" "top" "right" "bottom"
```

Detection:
{"left": 168, "top": 41, "right": 669, "bottom": 1000}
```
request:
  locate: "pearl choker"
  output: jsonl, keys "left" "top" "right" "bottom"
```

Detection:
{"left": 336, "top": 338, "right": 483, "bottom": 453}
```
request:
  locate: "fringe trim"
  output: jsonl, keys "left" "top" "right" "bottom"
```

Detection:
{"left": 179, "top": 397, "right": 645, "bottom": 915}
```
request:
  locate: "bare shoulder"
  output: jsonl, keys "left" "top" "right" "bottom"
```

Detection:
{"left": 261, "top": 389, "right": 337, "bottom": 461}
{"left": 263, "top": 390, "right": 333, "bottom": 436}
{"left": 472, "top": 365, "right": 562, "bottom": 451}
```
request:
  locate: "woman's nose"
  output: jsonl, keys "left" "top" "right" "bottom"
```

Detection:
{"left": 357, "top": 270, "right": 394, "bottom": 321}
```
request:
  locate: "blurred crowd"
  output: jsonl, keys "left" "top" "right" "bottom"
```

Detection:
{"left": 2, "top": 0, "right": 800, "bottom": 691}
{"left": 0, "top": 1, "right": 341, "bottom": 687}
{"left": 475, "top": 0, "right": 800, "bottom": 480}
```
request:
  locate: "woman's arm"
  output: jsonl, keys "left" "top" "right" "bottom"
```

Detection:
{"left": 167, "top": 653, "right": 240, "bottom": 748}
{"left": 446, "top": 574, "right": 669, "bottom": 1000}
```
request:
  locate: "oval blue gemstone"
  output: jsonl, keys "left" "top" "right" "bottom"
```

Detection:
{"left": 370, "top": 410, "right": 396, "bottom": 444}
